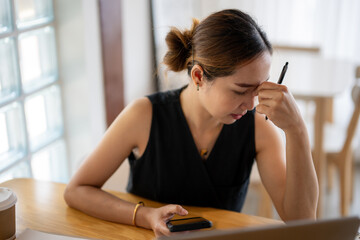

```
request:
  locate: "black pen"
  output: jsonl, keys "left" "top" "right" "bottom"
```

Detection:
{"left": 277, "top": 62, "right": 288, "bottom": 84}
{"left": 265, "top": 62, "right": 289, "bottom": 120}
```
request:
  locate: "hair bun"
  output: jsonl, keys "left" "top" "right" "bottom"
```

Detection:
{"left": 163, "top": 18, "right": 199, "bottom": 72}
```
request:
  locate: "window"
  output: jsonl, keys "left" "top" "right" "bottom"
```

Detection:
{"left": 0, "top": 0, "right": 68, "bottom": 183}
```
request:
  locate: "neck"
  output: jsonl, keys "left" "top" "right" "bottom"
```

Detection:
{"left": 180, "top": 85, "right": 223, "bottom": 133}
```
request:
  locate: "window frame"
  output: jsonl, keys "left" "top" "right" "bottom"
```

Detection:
{"left": 0, "top": 0, "right": 66, "bottom": 182}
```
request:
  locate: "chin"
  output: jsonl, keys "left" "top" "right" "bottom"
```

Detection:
{"left": 221, "top": 118, "right": 238, "bottom": 125}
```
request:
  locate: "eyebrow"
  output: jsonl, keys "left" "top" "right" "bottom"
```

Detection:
{"left": 235, "top": 83, "right": 259, "bottom": 88}
{"left": 234, "top": 77, "right": 270, "bottom": 88}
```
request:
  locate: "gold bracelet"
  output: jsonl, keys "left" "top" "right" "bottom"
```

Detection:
{"left": 132, "top": 201, "right": 145, "bottom": 227}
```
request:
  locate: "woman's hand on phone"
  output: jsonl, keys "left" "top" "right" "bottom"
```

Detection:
{"left": 143, "top": 204, "right": 188, "bottom": 237}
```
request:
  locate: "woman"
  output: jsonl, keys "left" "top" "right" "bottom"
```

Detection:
{"left": 64, "top": 9, "right": 318, "bottom": 237}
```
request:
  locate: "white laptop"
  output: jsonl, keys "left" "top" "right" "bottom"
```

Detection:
{"left": 158, "top": 216, "right": 360, "bottom": 240}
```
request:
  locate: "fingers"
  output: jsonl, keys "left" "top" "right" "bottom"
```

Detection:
{"left": 256, "top": 94, "right": 286, "bottom": 119}
{"left": 255, "top": 103, "right": 270, "bottom": 116}
{"left": 255, "top": 82, "right": 289, "bottom": 120}
{"left": 254, "top": 81, "right": 288, "bottom": 96}
{"left": 154, "top": 222, "right": 172, "bottom": 237}
{"left": 258, "top": 90, "right": 286, "bottom": 103}
{"left": 256, "top": 87, "right": 287, "bottom": 111}
{"left": 165, "top": 204, "right": 188, "bottom": 217}
{"left": 153, "top": 204, "right": 189, "bottom": 237}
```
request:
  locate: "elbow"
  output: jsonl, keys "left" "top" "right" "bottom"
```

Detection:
{"left": 281, "top": 190, "right": 319, "bottom": 221}
{"left": 281, "top": 207, "right": 317, "bottom": 222}
{"left": 63, "top": 184, "right": 77, "bottom": 208}
{"left": 289, "top": 211, "right": 317, "bottom": 221}
{"left": 283, "top": 214, "right": 317, "bottom": 222}
{"left": 280, "top": 198, "right": 318, "bottom": 221}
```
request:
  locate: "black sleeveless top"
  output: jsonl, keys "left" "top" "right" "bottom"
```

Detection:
{"left": 126, "top": 86, "right": 255, "bottom": 212}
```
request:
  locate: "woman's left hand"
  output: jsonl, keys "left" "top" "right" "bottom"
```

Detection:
{"left": 255, "top": 81, "right": 304, "bottom": 131}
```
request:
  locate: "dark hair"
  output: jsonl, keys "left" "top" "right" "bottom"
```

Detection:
{"left": 163, "top": 9, "right": 272, "bottom": 80}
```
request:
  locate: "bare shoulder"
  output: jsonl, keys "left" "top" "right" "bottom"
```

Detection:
{"left": 254, "top": 112, "right": 279, "bottom": 142}
{"left": 117, "top": 97, "right": 152, "bottom": 121}
{"left": 110, "top": 97, "right": 152, "bottom": 148}
{"left": 254, "top": 112, "right": 284, "bottom": 159}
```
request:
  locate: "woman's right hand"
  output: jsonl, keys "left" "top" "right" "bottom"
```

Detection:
{"left": 141, "top": 204, "right": 188, "bottom": 237}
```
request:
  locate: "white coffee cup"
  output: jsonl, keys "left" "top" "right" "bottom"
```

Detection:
{"left": 0, "top": 187, "right": 17, "bottom": 240}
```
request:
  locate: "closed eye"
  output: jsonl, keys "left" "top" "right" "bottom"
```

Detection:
{"left": 233, "top": 90, "right": 247, "bottom": 95}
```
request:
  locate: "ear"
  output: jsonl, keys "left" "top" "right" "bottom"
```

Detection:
{"left": 190, "top": 64, "right": 205, "bottom": 87}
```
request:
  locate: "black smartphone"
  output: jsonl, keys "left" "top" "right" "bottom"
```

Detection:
{"left": 166, "top": 217, "right": 212, "bottom": 232}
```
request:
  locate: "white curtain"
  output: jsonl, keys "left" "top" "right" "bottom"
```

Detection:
{"left": 153, "top": 0, "right": 360, "bottom": 64}
{"left": 204, "top": 0, "right": 360, "bottom": 62}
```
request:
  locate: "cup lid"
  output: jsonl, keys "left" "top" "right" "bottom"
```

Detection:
{"left": 0, "top": 187, "right": 17, "bottom": 211}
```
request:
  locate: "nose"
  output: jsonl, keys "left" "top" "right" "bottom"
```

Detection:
{"left": 241, "top": 93, "right": 257, "bottom": 111}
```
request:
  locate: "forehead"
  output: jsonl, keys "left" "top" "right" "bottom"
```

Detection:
{"left": 236, "top": 53, "right": 271, "bottom": 80}
{"left": 220, "top": 52, "right": 272, "bottom": 86}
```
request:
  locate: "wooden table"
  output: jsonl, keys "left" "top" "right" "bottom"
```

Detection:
{"left": 270, "top": 50, "right": 355, "bottom": 217}
{"left": 0, "top": 178, "right": 280, "bottom": 240}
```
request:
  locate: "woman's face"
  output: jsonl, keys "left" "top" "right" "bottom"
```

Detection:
{"left": 199, "top": 52, "right": 271, "bottom": 124}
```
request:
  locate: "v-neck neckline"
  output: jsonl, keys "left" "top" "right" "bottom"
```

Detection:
{"left": 176, "top": 87, "right": 225, "bottom": 163}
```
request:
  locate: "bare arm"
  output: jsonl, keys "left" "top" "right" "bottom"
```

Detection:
{"left": 255, "top": 82, "right": 318, "bottom": 220}
{"left": 64, "top": 98, "right": 187, "bottom": 236}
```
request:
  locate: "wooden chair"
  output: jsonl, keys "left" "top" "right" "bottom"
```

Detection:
{"left": 326, "top": 66, "right": 360, "bottom": 216}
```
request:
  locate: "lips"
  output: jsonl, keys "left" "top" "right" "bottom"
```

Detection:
{"left": 230, "top": 111, "right": 247, "bottom": 120}
{"left": 230, "top": 112, "right": 246, "bottom": 120}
